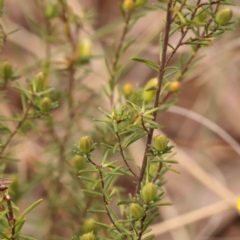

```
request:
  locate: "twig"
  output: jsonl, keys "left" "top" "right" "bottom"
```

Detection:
{"left": 0, "top": 101, "right": 33, "bottom": 158}
{"left": 115, "top": 131, "right": 138, "bottom": 178}
{"left": 135, "top": 0, "right": 173, "bottom": 195}
{"left": 109, "top": 12, "right": 132, "bottom": 105}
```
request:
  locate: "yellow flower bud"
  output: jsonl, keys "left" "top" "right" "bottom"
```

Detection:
{"left": 81, "top": 232, "right": 96, "bottom": 240}
{"left": 83, "top": 219, "right": 95, "bottom": 233}
{"left": 142, "top": 183, "right": 158, "bottom": 203}
{"left": 33, "top": 72, "right": 46, "bottom": 92}
{"left": 123, "top": 0, "right": 134, "bottom": 12}
{"left": 77, "top": 39, "right": 92, "bottom": 64}
{"left": 1, "top": 61, "right": 13, "bottom": 82}
{"left": 142, "top": 78, "right": 158, "bottom": 103}
{"left": 154, "top": 134, "right": 169, "bottom": 152}
{"left": 169, "top": 81, "right": 180, "bottom": 93}
{"left": 40, "top": 97, "right": 52, "bottom": 113}
{"left": 194, "top": 7, "right": 207, "bottom": 23}
{"left": 216, "top": 8, "right": 232, "bottom": 26}
{"left": 123, "top": 83, "right": 134, "bottom": 96}
{"left": 79, "top": 136, "right": 93, "bottom": 154}
{"left": 130, "top": 203, "right": 144, "bottom": 219}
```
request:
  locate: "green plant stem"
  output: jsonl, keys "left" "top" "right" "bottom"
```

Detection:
{"left": 0, "top": 101, "right": 33, "bottom": 159}
{"left": 135, "top": 0, "right": 173, "bottom": 195}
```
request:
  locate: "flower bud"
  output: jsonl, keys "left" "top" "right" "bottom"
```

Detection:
{"left": 34, "top": 72, "right": 45, "bottom": 92}
{"left": 123, "top": 83, "right": 134, "bottom": 96}
{"left": 72, "top": 155, "right": 85, "bottom": 170}
{"left": 154, "top": 134, "right": 169, "bottom": 152}
{"left": 45, "top": 4, "right": 58, "bottom": 19}
{"left": 142, "top": 78, "right": 158, "bottom": 103}
{"left": 130, "top": 203, "right": 144, "bottom": 219}
{"left": 216, "top": 8, "right": 232, "bottom": 26}
{"left": 83, "top": 219, "right": 95, "bottom": 233}
{"left": 81, "top": 232, "right": 96, "bottom": 240}
{"left": 169, "top": 81, "right": 180, "bottom": 93}
{"left": 135, "top": 0, "right": 148, "bottom": 7}
{"left": 142, "top": 183, "right": 158, "bottom": 203}
{"left": 79, "top": 136, "right": 93, "bottom": 154}
{"left": 1, "top": 61, "right": 13, "bottom": 82}
{"left": 194, "top": 7, "right": 207, "bottom": 23}
{"left": 40, "top": 97, "right": 52, "bottom": 113}
{"left": 123, "top": 0, "right": 134, "bottom": 12}
{"left": 77, "top": 39, "right": 92, "bottom": 64}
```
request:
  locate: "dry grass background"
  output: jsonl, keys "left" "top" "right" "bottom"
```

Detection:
{"left": 1, "top": 0, "right": 240, "bottom": 239}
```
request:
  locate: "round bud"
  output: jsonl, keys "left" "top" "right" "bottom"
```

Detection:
{"left": 194, "top": 7, "right": 207, "bottom": 23}
{"left": 83, "top": 219, "right": 95, "bottom": 233}
{"left": 123, "top": 83, "right": 134, "bottom": 96}
{"left": 72, "top": 155, "right": 85, "bottom": 170}
{"left": 154, "top": 134, "right": 169, "bottom": 152}
{"left": 79, "top": 136, "right": 93, "bottom": 154}
{"left": 216, "top": 8, "right": 232, "bottom": 26}
{"left": 40, "top": 97, "right": 52, "bottom": 113}
{"left": 130, "top": 203, "right": 144, "bottom": 219}
{"left": 123, "top": 0, "right": 134, "bottom": 12}
{"left": 81, "top": 232, "right": 96, "bottom": 240}
{"left": 142, "top": 183, "right": 158, "bottom": 203}
{"left": 34, "top": 72, "right": 45, "bottom": 92}
{"left": 1, "top": 61, "right": 13, "bottom": 82}
{"left": 169, "top": 81, "right": 180, "bottom": 93}
{"left": 77, "top": 39, "right": 92, "bottom": 64}
{"left": 45, "top": 4, "right": 58, "bottom": 19}
{"left": 135, "top": 0, "right": 148, "bottom": 7}
{"left": 142, "top": 78, "right": 158, "bottom": 103}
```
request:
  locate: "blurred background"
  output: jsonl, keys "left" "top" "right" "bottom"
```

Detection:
{"left": 1, "top": 0, "right": 240, "bottom": 239}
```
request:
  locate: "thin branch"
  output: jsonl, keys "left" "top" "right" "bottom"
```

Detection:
{"left": 0, "top": 101, "right": 33, "bottom": 158}
{"left": 135, "top": 0, "right": 173, "bottom": 195}
{"left": 115, "top": 131, "right": 138, "bottom": 178}
{"left": 109, "top": 12, "right": 132, "bottom": 105}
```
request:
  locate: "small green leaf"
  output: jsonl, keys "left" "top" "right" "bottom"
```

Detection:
{"left": 21, "top": 199, "right": 42, "bottom": 216}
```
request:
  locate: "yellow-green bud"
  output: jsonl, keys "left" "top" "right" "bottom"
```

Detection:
{"left": 123, "top": 0, "right": 134, "bottom": 12}
{"left": 142, "top": 183, "right": 158, "bottom": 203}
{"left": 1, "top": 61, "right": 13, "bottom": 82}
{"left": 79, "top": 136, "right": 93, "bottom": 154}
{"left": 142, "top": 78, "right": 158, "bottom": 103}
{"left": 123, "top": 83, "right": 134, "bottom": 96}
{"left": 83, "top": 219, "right": 95, "bottom": 233}
{"left": 194, "top": 8, "right": 207, "bottom": 23}
{"left": 169, "top": 81, "right": 180, "bottom": 93}
{"left": 45, "top": 4, "right": 58, "bottom": 18}
{"left": 77, "top": 39, "right": 91, "bottom": 64}
{"left": 130, "top": 203, "right": 144, "bottom": 219}
{"left": 34, "top": 72, "right": 45, "bottom": 92}
{"left": 81, "top": 232, "right": 96, "bottom": 240}
{"left": 154, "top": 134, "right": 169, "bottom": 152}
{"left": 40, "top": 97, "right": 52, "bottom": 113}
{"left": 216, "top": 8, "right": 232, "bottom": 26}
{"left": 72, "top": 155, "right": 85, "bottom": 170}
{"left": 135, "top": 0, "right": 148, "bottom": 7}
